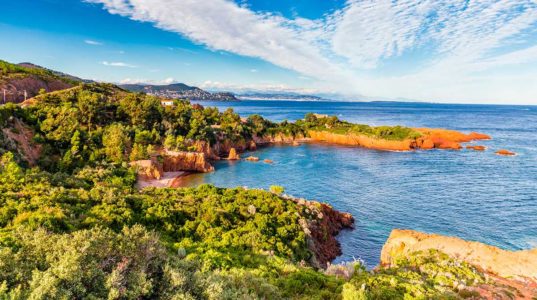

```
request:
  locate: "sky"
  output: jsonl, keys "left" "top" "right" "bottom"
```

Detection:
{"left": 1, "top": 0, "right": 537, "bottom": 104}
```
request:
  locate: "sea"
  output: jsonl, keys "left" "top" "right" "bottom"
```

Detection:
{"left": 188, "top": 100, "right": 537, "bottom": 267}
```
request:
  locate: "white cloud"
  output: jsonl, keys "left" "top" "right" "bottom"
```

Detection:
{"left": 85, "top": 0, "right": 353, "bottom": 84}
{"left": 87, "top": 0, "right": 537, "bottom": 104}
{"left": 84, "top": 39, "right": 103, "bottom": 45}
{"left": 200, "top": 80, "right": 319, "bottom": 94}
{"left": 101, "top": 61, "right": 137, "bottom": 68}
{"left": 119, "top": 77, "right": 177, "bottom": 84}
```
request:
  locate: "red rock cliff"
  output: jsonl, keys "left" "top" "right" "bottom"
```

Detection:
{"left": 307, "top": 128, "right": 491, "bottom": 151}
{"left": 381, "top": 229, "right": 537, "bottom": 283}
{"left": 162, "top": 151, "right": 214, "bottom": 173}
{"left": 291, "top": 197, "right": 354, "bottom": 268}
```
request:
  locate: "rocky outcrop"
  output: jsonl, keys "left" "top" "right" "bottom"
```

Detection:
{"left": 256, "top": 133, "right": 306, "bottom": 145}
{"left": 0, "top": 117, "right": 42, "bottom": 166}
{"left": 130, "top": 158, "right": 163, "bottom": 180}
{"left": 307, "top": 129, "right": 491, "bottom": 151}
{"left": 292, "top": 197, "right": 354, "bottom": 268}
{"left": 381, "top": 229, "right": 537, "bottom": 283}
{"left": 227, "top": 148, "right": 240, "bottom": 160}
{"left": 245, "top": 156, "right": 259, "bottom": 161}
{"left": 1, "top": 75, "right": 73, "bottom": 103}
{"left": 414, "top": 128, "right": 491, "bottom": 150}
{"left": 163, "top": 151, "right": 214, "bottom": 173}
{"left": 496, "top": 149, "right": 516, "bottom": 156}
{"left": 308, "top": 130, "right": 415, "bottom": 151}
{"left": 131, "top": 151, "right": 213, "bottom": 182}
{"left": 466, "top": 145, "right": 486, "bottom": 151}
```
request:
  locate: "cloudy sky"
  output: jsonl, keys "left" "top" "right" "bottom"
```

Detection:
{"left": 1, "top": 0, "right": 537, "bottom": 104}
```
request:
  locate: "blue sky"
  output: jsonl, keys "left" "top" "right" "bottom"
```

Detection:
{"left": 1, "top": 0, "right": 537, "bottom": 104}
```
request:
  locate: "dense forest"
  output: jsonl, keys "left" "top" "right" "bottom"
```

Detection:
{"left": 0, "top": 72, "right": 490, "bottom": 299}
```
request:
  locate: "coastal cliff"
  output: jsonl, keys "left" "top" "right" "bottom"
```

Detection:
{"left": 290, "top": 197, "right": 354, "bottom": 267}
{"left": 307, "top": 129, "right": 490, "bottom": 151}
{"left": 308, "top": 130, "right": 414, "bottom": 151}
{"left": 380, "top": 229, "right": 537, "bottom": 298}
{"left": 381, "top": 229, "right": 537, "bottom": 281}
{"left": 130, "top": 151, "right": 214, "bottom": 182}
{"left": 162, "top": 151, "right": 214, "bottom": 173}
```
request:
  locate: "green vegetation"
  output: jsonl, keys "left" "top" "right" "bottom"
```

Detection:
{"left": 0, "top": 83, "right": 488, "bottom": 299}
{"left": 0, "top": 60, "right": 79, "bottom": 85}
{"left": 0, "top": 151, "right": 487, "bottom": 299}
{"left": 298, "top": 113, "right": 422, "bottom": 141}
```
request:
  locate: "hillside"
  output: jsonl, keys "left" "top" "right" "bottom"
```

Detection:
{"left": 0, "top": 60, "right": 83, "bottom": 103}
{"left": 120, "top": 82, "right": 238, "bottom": 101}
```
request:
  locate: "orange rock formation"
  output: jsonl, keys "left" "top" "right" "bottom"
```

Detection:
{"left": 307, "top": 128, "right": 491, "bottom": 151}
{"left": 496, "top": 149, "right": 516, "bottom": 156}
{"left": 381, "top": 229, "right": 537, "bottom": 283}
{"left": 227, "top": 148, "right": 240, "bottom": 160}
{"left": 163, "top": 151, "right": 214, "bottom": 173}
{"left": 466, "top": 145, "right": 486, "bottom": 151}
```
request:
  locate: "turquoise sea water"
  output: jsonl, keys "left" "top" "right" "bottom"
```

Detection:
{"left": 188, "top": 100, "right": 537, "bottom": 267}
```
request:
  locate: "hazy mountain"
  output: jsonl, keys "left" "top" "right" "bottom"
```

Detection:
{"left": 120, "top": 83, "right": 238, "bottom": 101}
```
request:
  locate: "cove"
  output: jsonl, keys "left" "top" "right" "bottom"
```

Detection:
{"left": 184, "top": 100, "right": 537, "bottom": 267}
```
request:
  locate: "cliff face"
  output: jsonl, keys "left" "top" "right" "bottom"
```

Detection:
{"left": 308, "top": 131, "right": 414, "bottom": 151}
{"left": 414, "top": 128, "right": 491, "bottom": 150}
{"left": 381, "top": 229, "right": 537, "bottom": 283}
{"left": 131, "top": 152, "right": 214, "bottom": 181}
{"left": 0, "top": 117, "right": 42, "bottom": 166}
{"left": 162, "top": 151, "right": 214, "bottom": 173}
{"left": 130, "top": 159, "right": 163, "bottom": 180}
{"left": 1, "top": 75, "right": 74, "bottom": 103}
{"left": 291, "top": 197, "right": 354, "bottom": 268}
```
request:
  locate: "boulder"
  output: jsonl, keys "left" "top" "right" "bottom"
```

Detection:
{"left": 466, "top": 145, "right": 486, "bottom": 151}
{"left": 496, "top": 149, "right": 516, "bottom": 156}
{"left": 245, "top": 156, "right": 260, "bottom": 162}
{"left": 227, "top": 148, "right": 240, "bottom": 160}
{"left": 263, "top": 159, "right": 273, "bottom": 164}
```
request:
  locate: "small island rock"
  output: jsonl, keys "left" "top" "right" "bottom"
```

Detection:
{"left": 227, "top": 148, "right": 240, "bottom": 160}
{"left": 466, "top": 145, "right": 486, "bottom": 151}
{"left": 496, "top": 149, "right": 516, "bottom": 156}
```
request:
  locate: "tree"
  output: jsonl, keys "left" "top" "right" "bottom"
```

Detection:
{"left": 77, "top": 90, "right": 101, "bottom": 134}
{"left": 102, "top": 124, "right": 130, "bottom": 163}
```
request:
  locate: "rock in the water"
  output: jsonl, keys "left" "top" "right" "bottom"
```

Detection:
{"left": 496, "top": 149, "right": 515, "bottom": 156}
{"left": 245, "top": 156, "right": 260, "bottom": 162}
{"left": 227, "top": 148, "right": 240, "bottom": 160}
{"left": 263, "top": 159, "right": 273, "bottom": 164}
{"left": 466, "top": 145, "right": 486, "bottom": 151}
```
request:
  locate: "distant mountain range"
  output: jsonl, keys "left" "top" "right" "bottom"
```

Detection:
{"left": 0, "top": 59, "right": 358, "bottom": 104}
{"left": 237, "top": 92, "right": 323, "bottom": 101}
{"left": 120, "top": 83, "right": 238, "bottom": 101}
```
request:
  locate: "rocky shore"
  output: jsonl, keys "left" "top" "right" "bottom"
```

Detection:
{"left": 307, "top": 128, "right": 491, "bottom": 151}
{"left": 381, "top": 229, "right": 537, "bottom": 298}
